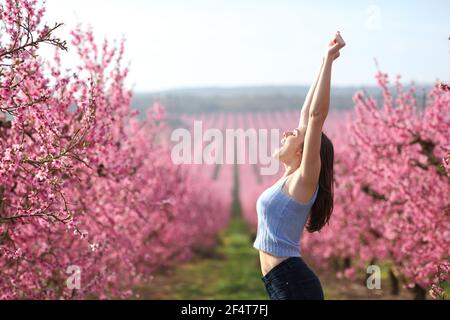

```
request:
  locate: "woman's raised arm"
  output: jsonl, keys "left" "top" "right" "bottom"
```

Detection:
{"left": 291, "top": 32, "right": 345, "bottom": 189}
{"left": 309, "top": 31, "right": 346, "bottom": 119}
{"left": 298, "top": 58, "right": 325, "bottom": 129}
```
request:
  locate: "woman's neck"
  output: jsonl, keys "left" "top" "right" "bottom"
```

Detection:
{"left": 283, "top": 161, "right": 300, "bottom": 177}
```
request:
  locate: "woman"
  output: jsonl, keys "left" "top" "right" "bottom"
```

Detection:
{"left": 253, "top": 31, "right": 346, "bottom": 300}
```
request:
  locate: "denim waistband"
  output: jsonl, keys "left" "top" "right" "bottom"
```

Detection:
{"left": 261, "top": 257, "right": 306, "bottom": 285}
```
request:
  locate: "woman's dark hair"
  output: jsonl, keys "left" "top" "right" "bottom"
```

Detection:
{"left": 306, "top": 132, "right": 334, "bottom": 233}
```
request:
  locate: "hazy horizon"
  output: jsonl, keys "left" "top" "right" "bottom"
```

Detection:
{"left": 132, "top": 82, "right": 436, "bottom": 95}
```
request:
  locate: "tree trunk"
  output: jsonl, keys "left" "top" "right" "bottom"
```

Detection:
{"left": 388, "top": 268, "right": 400, "bottom": 296}
{"left": 343, "top": 257, "right": 351, "bottom": 269}
{"left": 412, "top": 284, "right": 427, "bottom": 300}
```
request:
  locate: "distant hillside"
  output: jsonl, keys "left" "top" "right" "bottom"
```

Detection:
{"left": 131, "top": 85, "right": 432, "bottom": 117}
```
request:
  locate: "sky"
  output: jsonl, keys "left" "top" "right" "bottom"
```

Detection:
{"left": 41, "top": 0, "right": 450, "bottom": 92}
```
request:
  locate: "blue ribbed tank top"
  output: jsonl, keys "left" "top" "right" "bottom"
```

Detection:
{"left": 253, "top": 175, "right": 319, "bottom": 257}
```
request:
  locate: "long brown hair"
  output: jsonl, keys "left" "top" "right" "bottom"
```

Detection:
{"left": 306, "top": 132, "right": 334, "bottom": 233}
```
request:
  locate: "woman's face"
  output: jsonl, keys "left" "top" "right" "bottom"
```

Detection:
{"left": 275, "top": 127, "right": 305, "bottom": 164}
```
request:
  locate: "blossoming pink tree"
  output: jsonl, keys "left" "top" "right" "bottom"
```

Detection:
{"left": 302, "top": 71, "right": 449, "bottom": 299}
{"left": 0, "top": 0, "right": 229, "bottom": 299}
{"left": 240, "top": 70, "right": 449, "bottom": 299}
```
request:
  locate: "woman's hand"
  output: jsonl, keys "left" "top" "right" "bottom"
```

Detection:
{"left": 325, "top": 31, "right": 346, "bottom": 61}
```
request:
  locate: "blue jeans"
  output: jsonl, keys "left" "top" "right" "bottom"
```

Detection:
{"left": 261, "top": 257, "right": 324, "bottom": 300}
